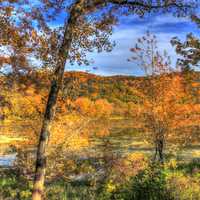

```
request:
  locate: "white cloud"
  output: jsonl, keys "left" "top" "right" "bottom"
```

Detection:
{"left": 67, "top": 14, "right": 197, "bottom": 76}
{"left": 152, "top": 14, "right": 190, "bottom": 25}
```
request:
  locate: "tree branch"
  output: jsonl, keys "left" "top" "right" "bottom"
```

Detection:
{"left": 107, "top": 0, "right": 194, "bottom": 10}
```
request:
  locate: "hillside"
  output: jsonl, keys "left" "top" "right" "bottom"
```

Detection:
{"left": 62, "top": 70, "right": 200, "bottom": 103}
{"left": 0, "top": 70, "right": 199, "bottom": 129}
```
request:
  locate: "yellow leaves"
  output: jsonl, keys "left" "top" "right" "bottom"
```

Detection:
{"left": 166, "top": 172, "right": 200, "bottom": 199}
{"left": 67, "top": 134, "right": 89, "bottom": 150}
{"left": 74, "top": 97, "right": 92, "bottom": 115}
{"left": 49, "top": 114, "right": 90, "bottom": 150}
{"left": 95, "top": 127, "right": 110, "bottom": 137}
{"left": 127, "top": 152, "right": 147, "bottom": 164}
{"left": 94, "top": 99, "right": 113, "bottom": 117}
{"left": 166, "top": 159, "right": 178, "bottom": 170}
{"left": 106, "top": 180, "right": 117, "bottom": 193}
{"left": 153, "top": 105, "right": 164, "bottom": 114}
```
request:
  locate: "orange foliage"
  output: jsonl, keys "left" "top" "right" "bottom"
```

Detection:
{"left": 74, "top": 97, "right": 93, "bottom": 115}
{"left": 74, "top": 97, "right": 113, "bottom": 118}
{"left": 128, "top": 32, "right": 200, "bottom": 160}
{"left": 134, "top": 74, "right": 200, "bottom": 148}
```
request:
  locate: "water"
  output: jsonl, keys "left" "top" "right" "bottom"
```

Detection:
{"left": 0, "top": 119, "right": 200, "bottom": 167}
{"left": 0, "top": 153, "right": 16, "bottom": 167}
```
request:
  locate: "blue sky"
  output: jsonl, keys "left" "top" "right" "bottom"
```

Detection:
{"left": 67, "top": 13, "right": 199, "bottom": 76}
{"left": 1, "top": 2, "right": 198, "bottom": 76}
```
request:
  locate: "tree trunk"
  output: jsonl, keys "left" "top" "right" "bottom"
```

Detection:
{"left": 32, "top": 1, "right": 85, "bottom": 199}
{"left": 153, "top": 143, "right": 158, "bottom": 161}
{"left": 154, "top": 134, "right": 164, "bottom": 163}
{"left": 158, "top": 138, "right": 164, "bottom": 163}
{"left": 32, "top": 73, "right": 65, "bottom": 200}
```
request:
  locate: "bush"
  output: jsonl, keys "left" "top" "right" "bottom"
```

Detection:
{"left": 166, "top": 172, "right": 200, "bottom": 200}
{"left": 111, "top": 161, "right": 200, "bottom": 200}
{"left": 112, "top": 164, "right": 169, "bottom": 200}
{"left": 0, "top": 169, "right": 32, "bottom": 200}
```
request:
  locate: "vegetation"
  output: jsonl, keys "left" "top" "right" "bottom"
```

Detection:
{"left": 1, "top": 156, "right": 200, "bottom": 200}
{"left": 1, "top": 0, "right": 200, "bottom": 200}
{"left": 1, "top": 70, "right": 200, "bottom": 199}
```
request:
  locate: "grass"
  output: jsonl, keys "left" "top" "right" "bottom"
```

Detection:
{"left": 1, "top": 158, "right": 200, "bottom": 200}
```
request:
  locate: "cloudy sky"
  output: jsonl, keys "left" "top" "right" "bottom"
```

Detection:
{"left": 67, "top": 13, "right": 200, "bottom": 76}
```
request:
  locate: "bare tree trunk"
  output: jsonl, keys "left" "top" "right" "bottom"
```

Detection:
{"left": 158, "top": 138, "right": 164, "bottom": 163}
{"left": 153, "top": 134, "right": 164, "bottom": 163}
{"left": 32, "top": 1, "right": 85, "bottom": 199}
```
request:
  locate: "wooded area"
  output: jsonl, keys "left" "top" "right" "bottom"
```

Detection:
{"left": 1, "top": 0, "right": 200, "bottom": 200}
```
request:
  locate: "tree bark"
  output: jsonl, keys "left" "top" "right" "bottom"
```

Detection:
{"left": 154, "top": 133, "right": 164, "bottom": 163}
{"left": 158, "top": 138, "right": 164, "bottom": 163}
{"left": 32, "top": 1, "right": 85, "bottom": 199}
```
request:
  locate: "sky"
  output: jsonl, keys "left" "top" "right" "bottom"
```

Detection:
{"left": 67, "top": 13, "right": 200, "bottom": 76}
{"left": 1, "top": 2, "right": 199, "bottom": 77}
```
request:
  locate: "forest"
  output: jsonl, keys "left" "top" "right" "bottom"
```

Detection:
{"left": 0, "top": 0, "right": 200, "bottom": 200}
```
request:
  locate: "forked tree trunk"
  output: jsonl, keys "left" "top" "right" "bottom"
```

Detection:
{"left": 32, "top": 1, "right": 85, "bottom": 199}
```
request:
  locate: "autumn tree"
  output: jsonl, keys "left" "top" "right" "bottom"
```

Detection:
{"left": 128, "top": 32, "right": 200, "bottom": 162}
{"left": 128, "top": 32, "right": 172, "bottom": 162}
{"left": 170, "top": 15, "right": 200, "bottom": 154}
{"left": 26, "top": 1, "right": 196, "bottom": 199}
{"left": 0, "top": 0, "right": 49, "bottom": 129}
{"left": 0, "top": 0, "right": 45, "bottom": 75}
{"left": 171, "top": 15, "right": 200, "bottom": 103}
{"left": 1, "top": 1, "right": 196, "bottom": 199}
{"left": 171, "top": 15, "right": 200, "bottom": 71}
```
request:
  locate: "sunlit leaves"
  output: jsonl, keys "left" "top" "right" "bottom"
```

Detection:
{"left": 171, "top": 29, "right": 200, "bottom": 70}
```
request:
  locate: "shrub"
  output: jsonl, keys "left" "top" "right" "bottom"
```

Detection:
{"left": 112, "top": 164, "right": 169, "bottom": 200}
{"left": 166, "top": 172, "right": 200, "bottom": 200}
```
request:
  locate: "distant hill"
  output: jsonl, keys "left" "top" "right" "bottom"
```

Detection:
{"left": 62, "top": 71, "right": 200, "bottom": 103}
{"left": 62, "top": 71, "right": 145, "bottom": 103}
{"left": 0, "top": 70, "right": 199, "bottom": 139}
{"left": 1, "top": 70, "right": 199, "bottom": 119}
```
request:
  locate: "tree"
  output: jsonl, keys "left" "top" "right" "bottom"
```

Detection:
{"left": 171, "top": 15, "right": 200, "bottom": 105}
{"left": 128, "top": 32, "right": 173, "bottom": 162}
{"left": 74, "top": 97, "right": 113, "bottom": 117}
{"left": 171, "top": 15, "right": 200, "bottom": 71}
{"left": 1, "top": 1, "right": 194, "bottom": 199}
{"left": 0, "top": 1, "right": 42, "bottom": 75}
{"left": 128, "top": 31, "right": 172, "bottom": 75}
{"left": 140, "top": 75, "right": 189, "bottom": 162}
{"left": 170, "top": 14, "right": 200, "bottom": 144}
{"left": 28, "top": 1, "right": 195, "bottom": 199}
{"left": 128, "top": 32, "right": 200, "bottom": 162}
